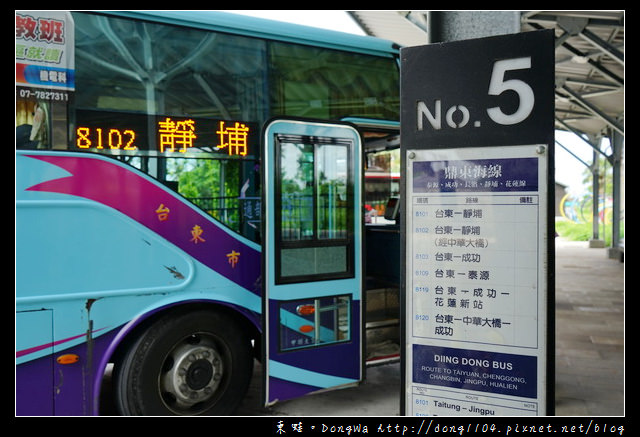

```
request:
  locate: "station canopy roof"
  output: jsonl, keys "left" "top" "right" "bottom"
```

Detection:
{"left": 349, "top": 11, "right": 624, "bottom": 141}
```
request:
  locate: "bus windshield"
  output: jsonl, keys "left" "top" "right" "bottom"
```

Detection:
{"left": 16, "top": 11, "right": 399, "bottom": 243}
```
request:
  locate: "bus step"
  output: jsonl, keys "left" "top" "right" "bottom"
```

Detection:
{"left": 366, "top": 340, "right": 400, "bottom": 366}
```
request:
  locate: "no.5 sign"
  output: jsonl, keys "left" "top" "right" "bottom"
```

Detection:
{"left": 401, "top": 30, "right": 554, "bottom": 149}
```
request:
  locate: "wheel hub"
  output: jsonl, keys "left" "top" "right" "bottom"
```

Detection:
{"left": 186, "top": 358, "right": 213, "bottom": 390}
{"left": 161, "top": 340, "right": 223, "bottom": 411}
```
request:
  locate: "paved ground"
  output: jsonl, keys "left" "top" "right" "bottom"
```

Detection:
{"left": 553, "top": 239, "right": 624, "bottom": 416}
{"left": 235, "top": 238, "right": 625, "bottom": 417}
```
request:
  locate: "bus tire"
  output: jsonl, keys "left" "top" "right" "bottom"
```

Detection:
{"left": 114, "top": 308, "right": 253, "bottom": 416}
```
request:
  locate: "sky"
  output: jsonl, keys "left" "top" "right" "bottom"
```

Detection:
{"left": 228, "top": 10, "right": 598, "bottom": 195}
{"left": 555, "top": 131, "right": 603, "bottom": 195}
{"left": 225, "top": 10, "right": 366, "bottom": 35}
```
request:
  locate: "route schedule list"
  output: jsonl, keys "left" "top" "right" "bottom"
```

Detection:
{"left": 405, "top": 146, "right": 548, "bottom": 416}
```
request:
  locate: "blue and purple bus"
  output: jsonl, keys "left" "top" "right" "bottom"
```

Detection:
{"left": 16, "top": 10, "right": 401, "bottom": 415}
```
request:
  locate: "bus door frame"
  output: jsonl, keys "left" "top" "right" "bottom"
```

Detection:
{"left": 261, "top": 118, "right": 364, "bottom": 406}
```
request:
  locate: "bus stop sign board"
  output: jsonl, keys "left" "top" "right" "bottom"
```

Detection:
{"left": 400, "top": 30, "right": 554, "bottom": 416}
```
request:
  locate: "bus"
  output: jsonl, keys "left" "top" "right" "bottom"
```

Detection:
{"left": 16, "top": 10, "right": 402, "bottom": 416}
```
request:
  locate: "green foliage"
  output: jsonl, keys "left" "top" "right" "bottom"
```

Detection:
{"left": 176, "top": 159, "right": 219, "bottom": 198}
{"left": 164, "top": 158, "right": 243, "bottom": 231}
{"left": 555, "top": 220, "right": 592, "bottom": 241}
{"left": 555, "top": 220, "right": 623, "bottom": 246}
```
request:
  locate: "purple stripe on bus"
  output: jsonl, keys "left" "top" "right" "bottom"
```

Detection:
{"left": 17, "top": 329, "right": 120, "bottom": 416}
{"left": 16, "top": 327, "right": 107, "bottom": 358}
{"left": 268, "top": 376, "right": 319, "bottom": 402}
{"left": 25, "top": 154, "right": 262, "bottom": 295}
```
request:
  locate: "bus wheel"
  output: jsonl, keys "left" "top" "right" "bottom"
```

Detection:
{"left": 114, "top": 308, "right": 253, "bottom": 416}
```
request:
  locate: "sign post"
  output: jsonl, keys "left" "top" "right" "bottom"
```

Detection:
{"left": 400, "top": 30, "right": 554, "bottom": 416}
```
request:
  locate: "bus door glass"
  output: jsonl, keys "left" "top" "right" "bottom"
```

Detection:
{"left": 262, "top": 119, "right": 363, "bottom": 405}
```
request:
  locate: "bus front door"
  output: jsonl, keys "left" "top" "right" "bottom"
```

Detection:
{"left": 262, "top": 118, "right": 363, "bottom": 405}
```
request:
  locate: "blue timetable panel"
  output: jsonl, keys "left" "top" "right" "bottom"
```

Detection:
{"left": 405, "top": 146, "right": 548, "bottom": 416}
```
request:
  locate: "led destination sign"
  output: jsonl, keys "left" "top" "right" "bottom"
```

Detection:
{"left": 75, "top": 110, "right": 256, "bottom": 157}
{"left": 76, "top": 126, "right": 137, "bottom": 151}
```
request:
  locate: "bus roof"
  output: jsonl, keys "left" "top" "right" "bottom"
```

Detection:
{"left": 103, "top": 11, "right": 400, "bottom": 58}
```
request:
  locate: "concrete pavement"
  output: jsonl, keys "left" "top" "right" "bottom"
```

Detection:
{"left": 235, "top": 238, "right": 625, "bottom": 417}
{"left": 553, "top": 238, "right": 625, "bottom": 416}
